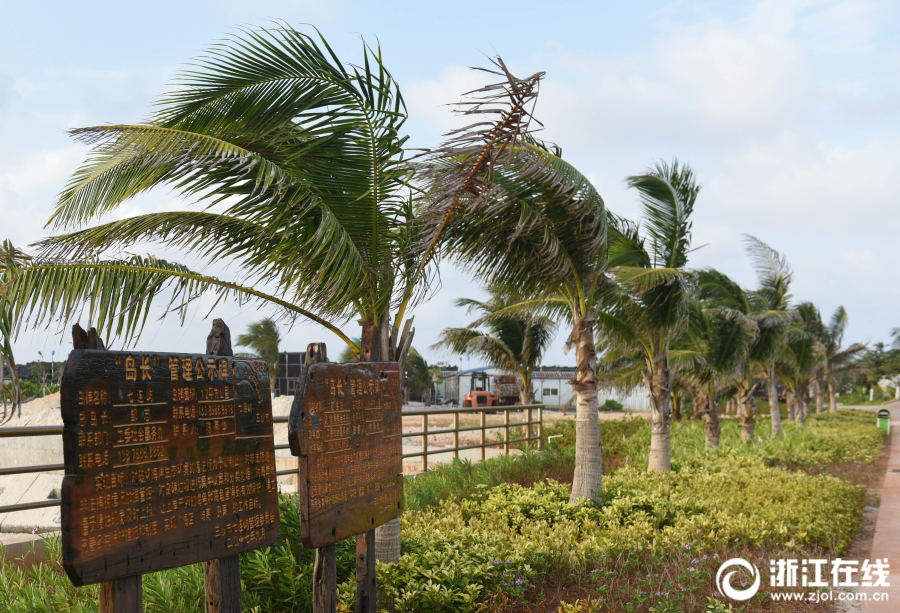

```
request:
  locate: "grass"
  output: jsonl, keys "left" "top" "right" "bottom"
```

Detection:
{"left": 0, "top": 410, "right": 885, "bottom": 613}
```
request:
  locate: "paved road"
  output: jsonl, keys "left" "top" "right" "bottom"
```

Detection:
{"left": 862, "top": 401, "right": 900, "bottom": 612}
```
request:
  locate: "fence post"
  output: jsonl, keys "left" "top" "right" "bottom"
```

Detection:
{"left": 100, "top": 575, "right": 142, "bottom": 613}
{"left": 480, "top": 411, "right": 485, "bottom": 461}
{"left": 537, "top": 405, "right": 543, "bottom": 449}
{"left": 452, "top": 412, "right": 459, "bottom": 459}
{"left": 422, "top": 414, "right": 429, "bottom": 472}
{"left": 504, "top": 409, "right": 510, "bottom": 455}
{"left": 202, "top": 320, "right": 243, "bottom": 613}
{"left": 526, "top": 406, "right": 532, "bottom": 447}
{"left": 72, "top": 324, "right": 143, "bottom": 613}
{"left": 297, "top": 344, "right": 339, "bottom": 613}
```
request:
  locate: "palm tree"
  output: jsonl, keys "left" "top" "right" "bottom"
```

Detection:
{"left": 818, "top": 307, "right": 866, "bottom": 413}
{"left": 676, "top": 296, "right": 755, "bottom": 448}
{"left": 235, "top": 318, "right": 281, "bottom": 394}
{"left": 338, "top": 338, "right": 362, "bottom": 364}
{"left": 0, "top": 241, "right": 26, "bottom": 419}
{"left": 697, "top": 269, "right": 773, "bottom": 442}
{"left": 599, "top": 160, "right": 699, "bottom": 471}
{"left": 0, "top": 27, "right": 548, "bottom": 562}
{"left": 743, "top": 236, "right": 794, "bottom": 436}
{"left": 780, "top": 302, "right": 825, "bottom": 425}
{"left": 404, "top": 348, "right": 433, "bottom": 405}
{"left": 432, "top": 293, "right": 557, "bottom": 404}
{"left": 422, "top": 140, "right": 607, "bottom": 502}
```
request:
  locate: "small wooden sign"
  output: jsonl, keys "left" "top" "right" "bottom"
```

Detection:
{"left": 288, "top": 361, "right": 403, "bottom": 548}
{"left": 60, "top": 349, "right": 280, "bottom": 586}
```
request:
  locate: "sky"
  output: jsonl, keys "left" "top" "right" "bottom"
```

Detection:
{"left": 1, "top": 0, "right": 898, "bottom": 370}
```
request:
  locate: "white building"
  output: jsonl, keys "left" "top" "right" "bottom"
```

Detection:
{"left": 436, "top": 366, "right": 650, "bottom": 410}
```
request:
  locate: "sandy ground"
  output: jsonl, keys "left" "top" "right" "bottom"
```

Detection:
{"left": 0, "top": 392, "right": 63, "bottom": 427}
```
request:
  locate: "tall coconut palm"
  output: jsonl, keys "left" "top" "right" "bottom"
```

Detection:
{"left": 236, "top": 317, "right": 281, "bottom": 394}
{"left": 743, "top": 236, "right": 794, "bottom": 435}
{"left": 817, "top": 307, "right": 866, "bottom": 413}
{"left": 432, "top": 293, "right": 557, "bottom": 404}
{"left": 0, "top": 26, "right": 547, "bottom": 562}
{"left": 599, "top": 160, "right": 699, "bottom": 471}
{"left": 421, "top": 140, "right": 607, "bottom": 502}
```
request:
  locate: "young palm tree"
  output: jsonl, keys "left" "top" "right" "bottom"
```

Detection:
{"left": 817, "top": 307, "right": 866, "bottom": 413}
{"left": 743, "top": 236, "right": 794, "bottom": 435}
{"left": 432, "top": 293, "right": 557, "bottom": 404}
{"left": 403, "top": 348, "right": 433, "bottom": 404}
{"left": 337, "top": 338, "right": 362, "bottom": 364}
{"left": 422, "top": 140, "right": 607, "bottom": 502}
{"left": 0, "top": 242, "right": 26, "bottom": 418}
{"left": 599, "top": 160, "right": 699, "bottom": 471}
{"left": 675, "top": 296, "right": 755, "bottom": 448}
{"left": 0, "top": 26, "right": 546, "bottom": 562}
{"left": 235, "top": 317, "right": 281, "bottom": 394}
{"left": 780, "top": 302, "right": 826, "bottom": 425}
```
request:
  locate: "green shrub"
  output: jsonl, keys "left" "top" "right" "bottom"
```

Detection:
{"left": 0, "top": 410, "right": 882, "bottom": 612}
{"left": 600, "top": 399, "right": 624, "bottom": 411}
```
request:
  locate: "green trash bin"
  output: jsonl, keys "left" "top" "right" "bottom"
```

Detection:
{"left": 877, "top": 409, "right": 891, "bottom": 436}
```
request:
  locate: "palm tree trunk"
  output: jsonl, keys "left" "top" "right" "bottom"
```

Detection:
{"left": 702, "top": 394, "right": 720, "bottom": 448}
{"left": 785, "top": 389, "right": 795, "bottom": 422}
{"left": 671, "top": 391, "right": 681, "bottom": 422}
{"left": 768, "top": 366, "right": 783, "bottom": 436}
{"left": 828, "top": 377, "right": 838, "bottom": 413}
{"left": 569, "top": 311, "right": 603, "bottom": 503}
{"left": 691, "top": 392, "right": 702, "bottom": 420}
{"left": 518, "top": 371, "right": 534, "bottom": 405}
{"left": 814, "top": 379, "right": 824, "bottom": 413}
{"left": 740, "top": 395, "right": 755, "bottom": 443}
{"left": 360, "top": 316, "right": 408, "bottom": 565}
{"left": 796, "top": 385, "right": 807, "bottom": 426}
{"left": 736, "top": 390, "right": 756, "bottom": 443}
{"left": 647, "top": 350, "right": 672, "bottom": 472}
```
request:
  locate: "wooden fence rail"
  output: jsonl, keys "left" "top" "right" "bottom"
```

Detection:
{"left": 0, "top": 405, "right": 544, "bottom": 515}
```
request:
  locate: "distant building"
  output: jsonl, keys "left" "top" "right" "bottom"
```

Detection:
{"left": 274, "top": 352, "right": 306, "bottom": 397}
{"left": 436, "top": 365, "right": 650, "bottom": 410}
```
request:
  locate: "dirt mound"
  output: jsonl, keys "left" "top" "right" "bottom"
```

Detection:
{"left": 1, "top": 393, "right": 62, "bottom": 427}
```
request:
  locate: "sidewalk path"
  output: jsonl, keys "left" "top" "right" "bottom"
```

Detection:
{"left": 862, "top": 402, "right": 900, "bottom": 612}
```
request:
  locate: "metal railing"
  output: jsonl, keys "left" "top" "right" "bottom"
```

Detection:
{"left": 0, "top": 425, "right": 64, "bottom": 513}
{"left": 400, "top": 404, "right": 543, "bottom": 471}
{"left": 0, "top": 405, "right": 544, "bottom": 515}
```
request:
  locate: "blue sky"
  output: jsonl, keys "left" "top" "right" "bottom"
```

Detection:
{"left": 2, "top": 0, "right": 899, "bottom": 369}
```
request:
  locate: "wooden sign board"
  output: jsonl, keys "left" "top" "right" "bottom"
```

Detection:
{"left": 60, "top": 349, "right": 280, "bottom": 586}
{"left": 288, "top": 362, "right": 403, "bottom": 548}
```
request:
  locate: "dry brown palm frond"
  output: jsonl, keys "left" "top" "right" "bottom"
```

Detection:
{"left": 403, "top": 57, "right": 544, "bottom": 307}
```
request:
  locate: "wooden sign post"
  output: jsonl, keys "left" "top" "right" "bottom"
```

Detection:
{"left": 60, "top": 320, "right": 280, "bottom": 613}
{"left": 288, "top": 344, "right": 404, "bottom": 613}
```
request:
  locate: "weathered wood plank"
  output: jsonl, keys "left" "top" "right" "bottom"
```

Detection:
{"left": 313, "top": 543, "right": 337, "bottom": 613}
{"left": 355, "top": 529, "right": 376, "bottom": 613}
{"left": 60, "top": 344, "right": 279, "bottom": 586}
{"left": 99, "top": 575, "right": 142, "bottom": 613}
{"left": 204, "top": 553, "right": 242, "bottom": 613}
{"left": 288, "top": 359, "right": 403, "bottom": 548}
{"left": 202, "top": 320, "right": 243, "bottom": 613}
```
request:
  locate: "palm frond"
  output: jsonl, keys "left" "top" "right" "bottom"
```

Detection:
{"left": 405, "top": 59, "right": 546, "bottom": 310}
{"left": 2, "top": 254, "right": 357, "bottom": 351}
{"left": 625, "top": 159, "right": 698, "bottom": 269}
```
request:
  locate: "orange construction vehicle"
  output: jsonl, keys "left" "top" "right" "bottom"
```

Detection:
{"left": 462, "top": 389, "right": 500, "bottom": 407}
